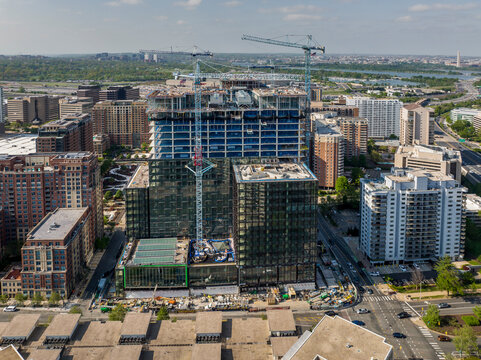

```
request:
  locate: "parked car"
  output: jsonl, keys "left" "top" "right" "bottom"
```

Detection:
{"left": 367, "top": 289, "right": 373, "bottom": 295}
{"left": 438, "top": 303, "right": 450, "bottom": 309}
{"left": 325, "top": 310, "right": 337, "bottom": 317}
{"left": 399, "top": 265, "right": 408, "bottom": 272}
{"left": 397, "top": 311, "right": 411, "bottom": 319}
{"left": 369, "top": 271, "right": 380, "bottom": 277}
{"left": 3, "top": 305, "right": 17, "bottom": 312}
{"left": 413, "top": 263, "right": 421, "bottom": 270}
{"left": 438, "top": 335, "right": 451, "bottom": 342}
{"left": 356, "top": 308, "right": 369, "bottom": 314}
{"left": 352, "top": 320, "right": 365, "bottom": 326}
{"left": 393, "top": 332, "right": 406, "bottom": 339}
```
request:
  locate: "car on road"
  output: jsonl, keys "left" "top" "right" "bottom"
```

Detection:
{"left": 399, "top": 265, "right": 408, "bottom": 272}
{"left": 356, "top": 308, "right": 369, "bottom": 314}
{"left": 325, "top": 310, "right": 337, "bottom": 317}
{"left": 3, "top": 305, "right": 17, "bottom": 312}
{"left": 352, "top": 320, "right": 365, "bottom": 326}
{"left": 393, "top": 332, "right": 406, "bottom": 339}
{"left": 397, "top": 311, "right": 411, "bottom": 319}
{"left": 367, "top": 289, "right": 373, "bottom": 295}
{"left": 369, "top": 271, "right": 380, "bottom": 277}
{"left": 438, "top": 335, "right": 451, "bottom": 342}
{"left": 438, "top": 303, "right": 450, "bottom": 309}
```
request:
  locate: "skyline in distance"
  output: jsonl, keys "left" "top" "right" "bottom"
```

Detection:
{"left": 0, "top": 0, "right": 480, "bottom": 56}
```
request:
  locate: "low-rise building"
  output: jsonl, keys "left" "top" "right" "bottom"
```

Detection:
{"left": 21, "top": 207, "right": 92, "bottom": 298}
{"left": 465, "top": 193, "right": 481, "bottom": 227}
{"left": 394, "top": 145, "right": 462, "bottom": 183}
{"left": 451, "top": 108, "right": 481, "bottom": 123}
{"left": 0, "top": 268, "right": 22, "bottom": 298}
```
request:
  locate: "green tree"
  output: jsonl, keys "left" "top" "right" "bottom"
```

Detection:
{"left": 0, "top": 294, "right": 8, "bottom": 304}
{"left": 104, "top": 191, "right": 113, "bottom": 201}
{"left": 460, "top": 271, "right": 475, "bottom": 288}
{"left": 350, "top": 168, "right": 363, "bottom": 185}
{"left": 114, "top": 190, "right": 123, "bottom": 200}
{"left": 474, "top": 306, "right": 481, "bottom": 320}
{"left": 69, "top": 306, "right": 83, "bottom": 315}
{"left": 109, "top": 304, "right": 127, "bottom": 321}
{"left": 48, "top": 292, "right": 61, "bottom": 306}
{"left": 423, "top": 304, "right": 441, "bottom": 328}
{"left": 435, "top": 256, "right": 463, "bottom": 295}
{"left": 15, "top": 293, "right": 25, "bottom": 305}
{"left": 370, "top": 150, "right": 382, "bottom": 163}
{"left": 156, "top": 306, "right": 170, "bottom": 321}
{"left": 32, "top": 293, "right": 44, "bottom": 306}
{"left": 335, "top": 176, "right": 351, "bottom": 197}
{"left": 358, "top": 154, "right": 367, "bottom": 168}
{"left": 453, "top": 325, "right": 479, "bottom": 357}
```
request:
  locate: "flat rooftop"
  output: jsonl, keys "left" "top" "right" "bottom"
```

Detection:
{"left": 0, "top": 134, "right": 37, "bottom": 155}
{"left": 234, "top": 163, "right": 317, "bottom": 183}
{"left": 27, "top": 348, "right": 62, "bottom": 360}
{"left": 195, "top": 312, "right": 222, "bottom": 335}
{"left": 27, "top": 208, "right": 87, "bottom": 242}
{"left": 109, "top": 345, "right": 142, "bottom": 360}
{"left": 120, "top": 312, "right": 151, "bottom": 337}
{"left": 223, "top": 318, "right": 269, "bottom": 344}
{"left": 2, "top": 314, "right": 40, "bottom": 340}
{"left": 270, "top": 336, "right": 299, "bottom": 358}
{"left": 152, "top": 319, "right": 195, "bottom": 345}
{"left": 465, "top": 194, "right": 481, "bottom": 211}
{"left": 191, "top": 343, "right": 221, "bottom": 360}
{"left": 283, "top": 315, "right": 393, "bottom": 360}
{"left": 73, "top": 321, "right": 122, "bottom": 346}
{"left": 43, "top": 313, "right": 80, "bottom": 339}
{"left": 267, "top": 309, "right": 296, "bottom": 333}
{"left": 397, "top": 144, "right": 461, "bottom": 160}
{"left": 128, "top": 238, "right": 188, "bottom": 266}
{"left": 252, "top": 87, "right": 306, "bottom": 97}
{"left": 128, "top": 163, "right": 149, "bottom": 188}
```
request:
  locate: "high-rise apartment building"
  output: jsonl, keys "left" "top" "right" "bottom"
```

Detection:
{"left": 7, "top": 96, "right": 60, "bottom": 124}
{"left": 400, "top": 104, "right": 434, "bottom": 146}
{"left": 0, "top": 87, "right": 4, "bottom": 135}
{"left": 345, "top": 97, "right": 402, "bottom": 138}
{"left": 77, "top": 85, "right": 101, "bottom": 104}
{"left": 312, "top": 123, "right": 344, "bottom": 188}
{"left": 394, "top": 145, "right": 462, "bottom": 183}
{"left": 59, "top": 97, "right": 93, "bottom": 118}
{"left": 336, "top": 117, "right": 368, "bottom": 158}
{"left": 360, "top": 168, "right": 465, "bottom": 263}
{"left": 21, "top": 207, "right": 92, "bottom": 298}
{"left": 0, "top": 153, "right": 102, "bottom": 259}
{"left": 99, "top": 86, "right": 140, "bottom": 102}
{"left": 36, "top": 114, "right": 93, "bottom": 153}
{"left": 233, "top": 163, "right": 318, "bottom": 288}
{"left": 92, "top": 100, "right": 149, "bottom": 148}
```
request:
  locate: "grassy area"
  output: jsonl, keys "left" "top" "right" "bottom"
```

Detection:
{"left": 469, "top": 260, "right": 481, "bottom": 266}
{"left": 389, "top": 284, "right": 439, "bottom": 294}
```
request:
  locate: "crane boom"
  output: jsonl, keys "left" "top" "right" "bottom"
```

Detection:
{"left": 240, "top": 35, "right": 325, "bottom": 52}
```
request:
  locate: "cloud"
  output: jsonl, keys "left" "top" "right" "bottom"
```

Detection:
{"left": 106, "top": 0, "right": 142, "bottom": 6}
{"left": 223, "top": 0, "right": 241, "bottom": 7}
{"left": 154, "top": 15, "right": 168, "bottom": 20}
{"left": 409, "top": 2, "right": 477, "bottom": 12}
{"left": 174, "top": 0, "right": 202, "bottom": 10}
{"left": 176, "top": 19, "right": 186, "bottom": 25}
{"left": 284, "top": 14, "right": 322, "bottom": 21}
{"left": 396, "top": 15, "right": 413, "bottom": 23}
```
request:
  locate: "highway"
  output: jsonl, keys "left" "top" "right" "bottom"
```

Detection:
{"left": 430, "top": 79, "right": 480, "bottom": 105}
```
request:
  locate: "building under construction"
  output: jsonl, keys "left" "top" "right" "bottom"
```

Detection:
{"left": 119, "top": 80, "right": 317, "bottom": 293}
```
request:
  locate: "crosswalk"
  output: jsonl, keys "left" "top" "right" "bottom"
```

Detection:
{"left": 363, "top": 295, "right": 394, "bottom": 302}
{"left": 418, "top": 326, "right": 445, "bottom": 360}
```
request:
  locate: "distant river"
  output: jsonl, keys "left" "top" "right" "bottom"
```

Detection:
{"left": 319, "top": 68, "right": 477, "bottom": 80}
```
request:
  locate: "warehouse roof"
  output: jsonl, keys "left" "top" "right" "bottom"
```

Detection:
{"left": 43, "top": 313, "right": 80, "bottom": 339}
{"left": 283, "top": 315, "right": 393, "bottom": 360}
{"left": 191, "top": 343, "right": 221, "bottom": 360}
{"left": 2, "top": 314, "right": 40, "bottom": 341}
{"left": 108, "top": 345, "right": 142, "bottom": 360}
{"left": 195, "top": 312, "right": 222, "bottom": 335}
{"left": 267, "top": 309, "right": 296, "bottom": 333}
{"left": 120, "top": 312, "right": 151, "bottom": 338}
{"left": 27, "top": 348, "right": 62, "bottom": 360}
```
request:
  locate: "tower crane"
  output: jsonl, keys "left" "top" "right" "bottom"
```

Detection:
{"left": 241, "top": 35, "right": 325, "bottom": 110}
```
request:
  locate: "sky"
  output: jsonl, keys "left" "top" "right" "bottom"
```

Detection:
{"left": 0, "top": 0, "right": 480, "bottom": 56}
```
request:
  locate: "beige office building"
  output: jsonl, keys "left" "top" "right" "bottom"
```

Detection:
{"left": 336, "top": 117, "right": 368, "bottom": 158}
{"left": 400, "top": 104, "right": 434, "bottom": 146}
{"left": 394, "top": 145, "right": 462, "bottom": 183}
{"left": 7, "top": 96, "right": 59, "bottom": 124}
{"left": 59, "top": 97, "right": 93, "bottom": 118}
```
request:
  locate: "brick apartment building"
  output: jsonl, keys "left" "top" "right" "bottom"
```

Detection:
{"left": 0, "top": 153, "right": 102, "bottom": 260}
{"left": 21, "top": 207, "right": 92, "bottom": 298}
{"left": 36, "top": 114, "right": 93, "bottom": 153}
{"left": 92, "top": 100, "right": 149, "bottom": 148}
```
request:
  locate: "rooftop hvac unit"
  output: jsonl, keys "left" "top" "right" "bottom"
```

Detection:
{"left": 235, "top": 90, "right": 252, "bottom": 107}
{"left": 209, "top": 93, "right": 224, "bottom": 106}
